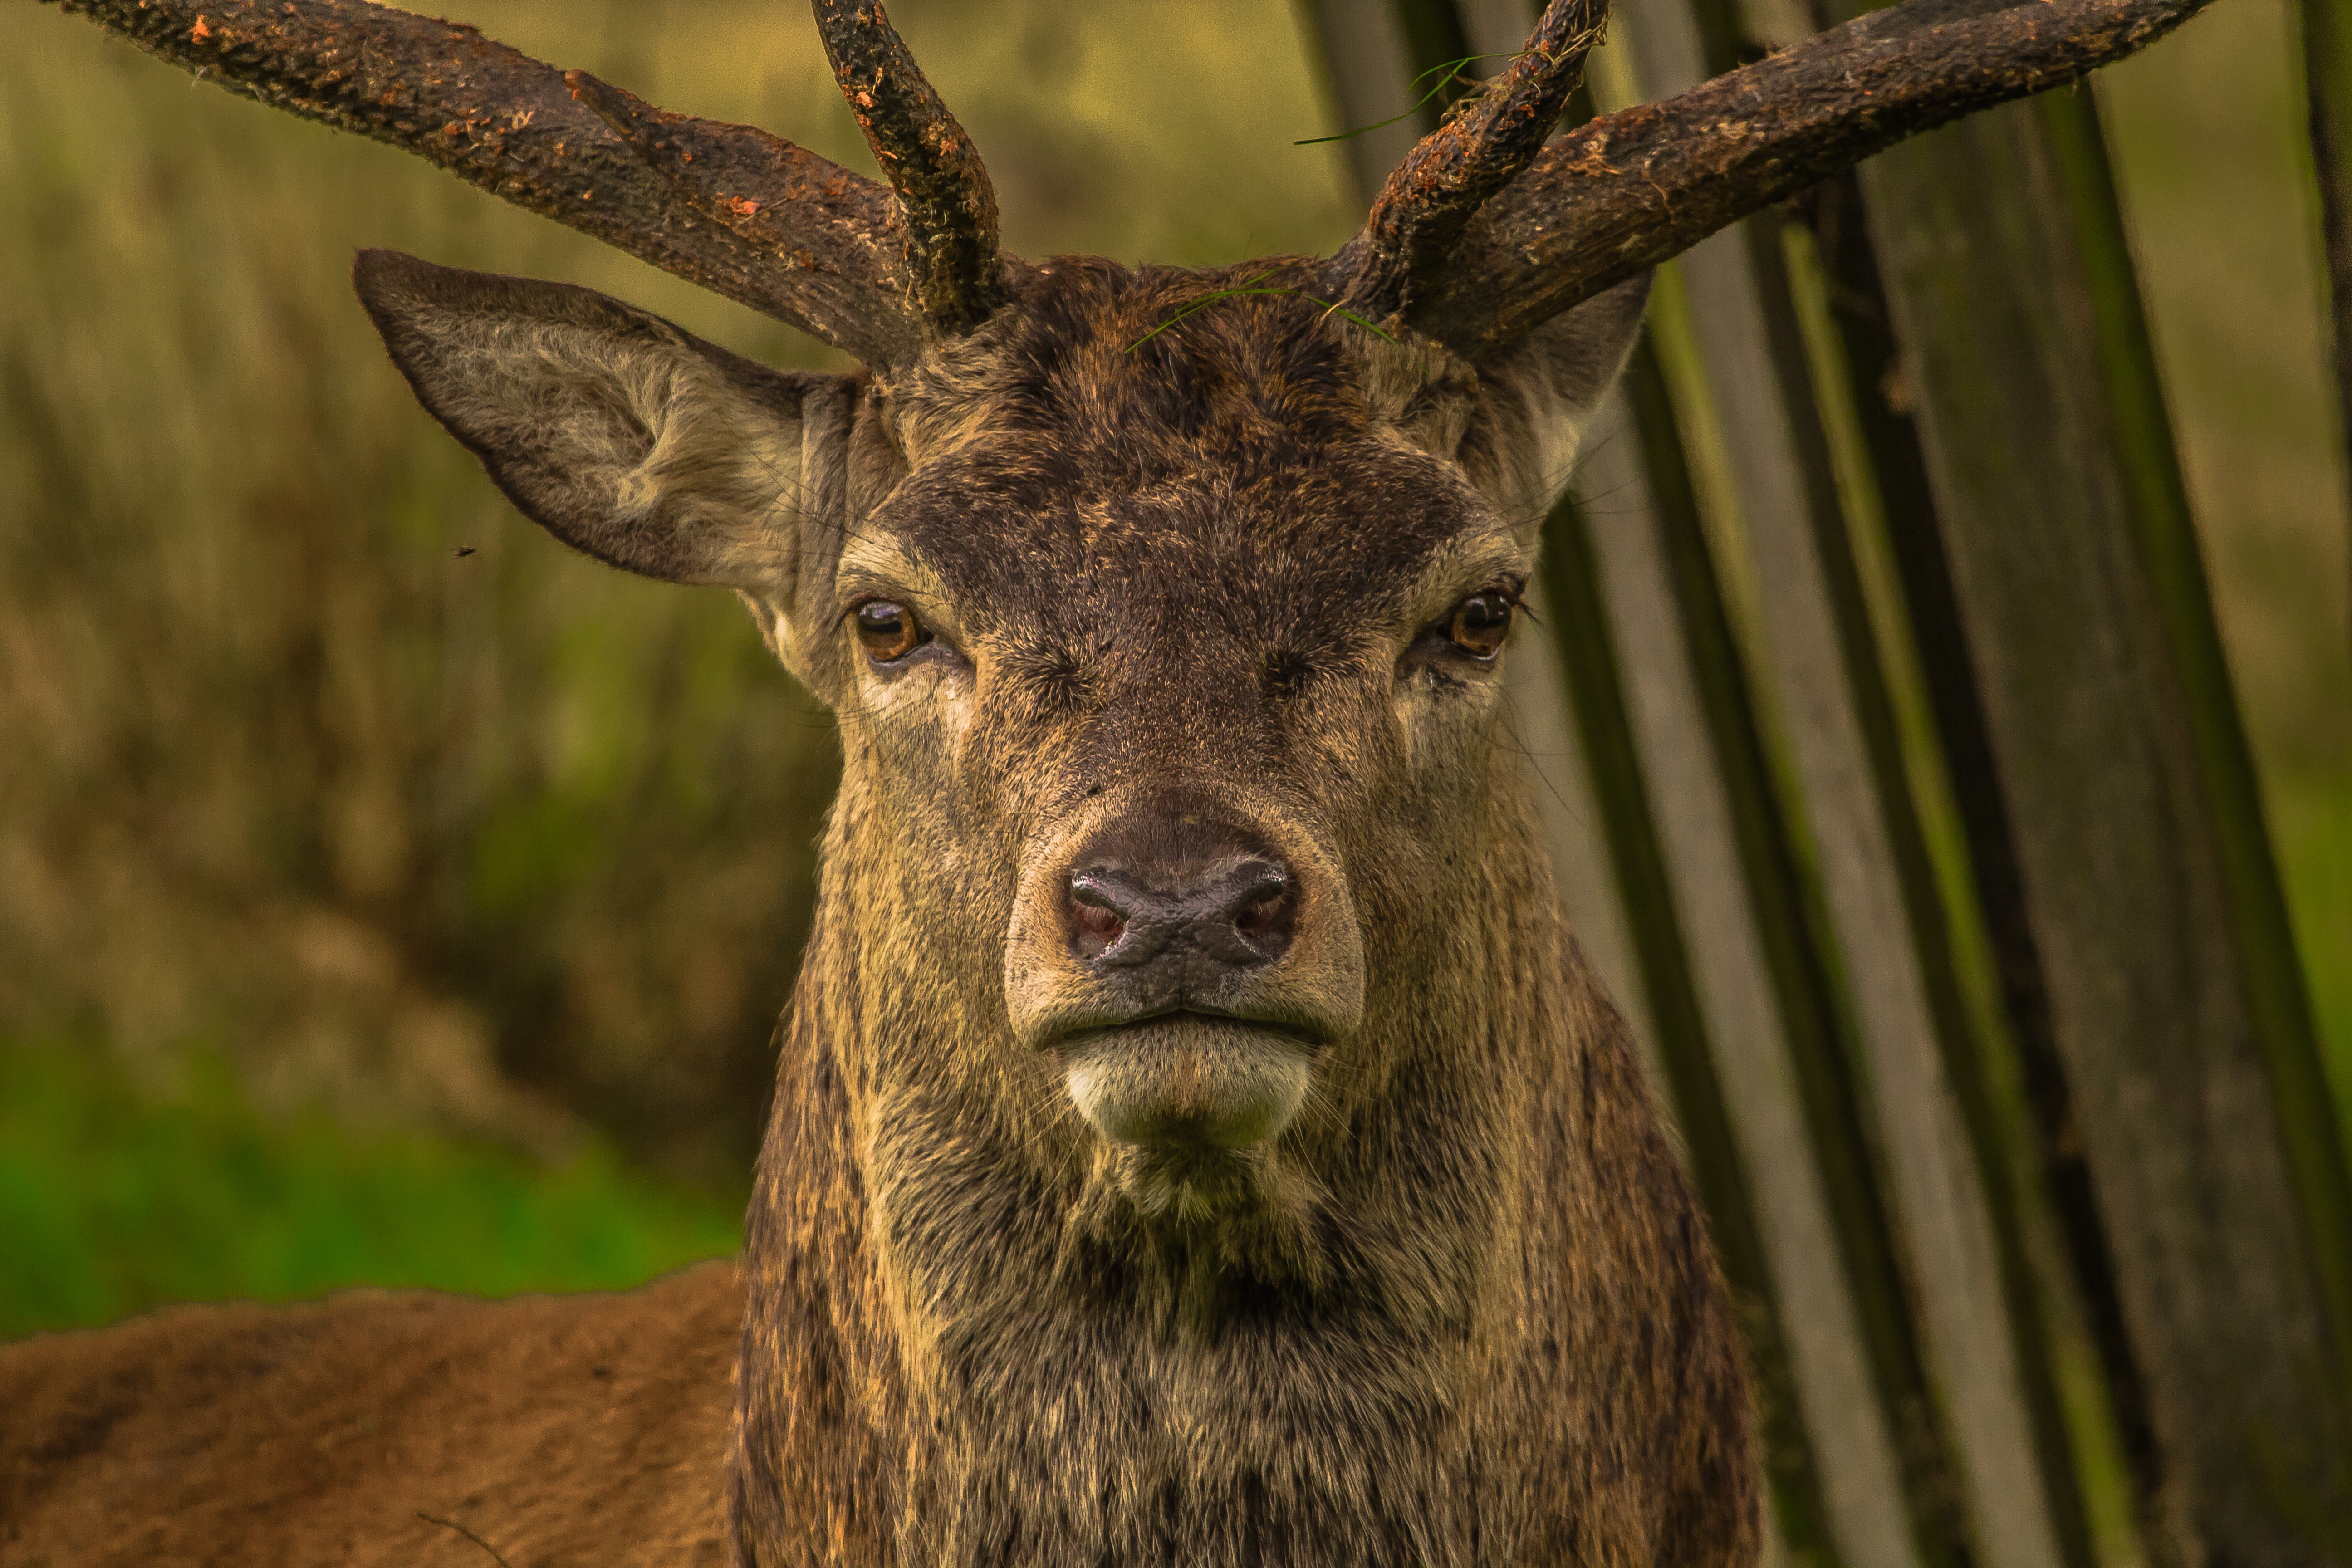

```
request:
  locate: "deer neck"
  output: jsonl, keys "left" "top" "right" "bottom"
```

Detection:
{"left": 732, "top": 772, "right": 1600, "bottom": 1567}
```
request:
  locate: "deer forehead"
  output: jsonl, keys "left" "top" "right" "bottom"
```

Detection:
{"left": 858, "top": 451, "right": 1509, "bottom": 631}
{"left": 850, "top": 265, "right": 1521, "bottom": 645}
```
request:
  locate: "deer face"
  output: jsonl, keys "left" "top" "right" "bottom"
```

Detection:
{"left": 358, "top": 250, "right": 1642, "bottom": 1217}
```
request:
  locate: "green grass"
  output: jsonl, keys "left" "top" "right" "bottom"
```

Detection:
{"left": 0, "top": 1044, "right": 741, "bottom": 1343}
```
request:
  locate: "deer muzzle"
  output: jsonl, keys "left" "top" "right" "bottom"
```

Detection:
{"left": 1004, "top": 793, "right": 1364, "bottom": 1152}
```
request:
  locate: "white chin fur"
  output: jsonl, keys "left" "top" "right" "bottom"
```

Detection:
{"left": 1063, "top": 1018, "right": 1312, "bottom": 1150}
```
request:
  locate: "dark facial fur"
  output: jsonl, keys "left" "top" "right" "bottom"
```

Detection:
{"left": 354, "top": 250, "right": 1759, "bottom": 1568}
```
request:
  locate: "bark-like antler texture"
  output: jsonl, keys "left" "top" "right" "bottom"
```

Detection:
{"left": 37, "top": 0, "right": 929, "bottom": 368}
{"left": 1329, "top": 0, "right": 1610, "bottom": 326}
{"left": 1403, "top": 0, "right": 2219, "bottom": 356}
{"left": 810, "top": 0, "right": 1007, "bottom": 335}
{"left": 38, "top": 0, "right": 2215, "bottom": 369}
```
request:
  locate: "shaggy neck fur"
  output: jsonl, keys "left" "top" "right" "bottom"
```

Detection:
{"left": 727, "top": 755, "right": 1758, "bottom": 1568}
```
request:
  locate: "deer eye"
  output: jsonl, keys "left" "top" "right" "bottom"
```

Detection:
{"left": 855, "top": 600, "right": 928, "bottom": 663}
{"left": 1446, "top": 592, "right": 1515, "bottom": 660}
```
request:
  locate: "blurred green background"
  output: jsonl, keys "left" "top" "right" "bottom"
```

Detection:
{"left": 0, "top": 0, "right": 2343, "bottom": 1343}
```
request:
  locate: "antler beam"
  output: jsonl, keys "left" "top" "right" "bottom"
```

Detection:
{"left": 1409, "top": 0, "right": 2220, "bottom": 358}
{"left": 39, "top": 0, "right": 927, "bottom": 368}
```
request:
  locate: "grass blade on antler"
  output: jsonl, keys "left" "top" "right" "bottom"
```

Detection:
{"left": 811, "top": 0, "right": 1007, "bottom": 336}
{"left": 1329, "top": 0, "right": 1610, "bottom": 325}
{"left": 37, "top": 0, "right": 921, "bottom": 367}
{"left": 1411, "top": 0, "right": 2220, "bottom": 358}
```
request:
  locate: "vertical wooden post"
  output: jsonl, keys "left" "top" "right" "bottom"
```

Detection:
{"left": 1668, "top": 217, "right": 1991, "bottom": 1568}
{"left": 1548, "top": 380, "right": 1850, "bottom": 1568}
{"left": 1844, "top": 69, "right": 2352, "bottom": 1568}
{"left": 1796, "top": 164, "right": 2109, "bottom": 1568}
{"left": 1732, "top": 191, "right": 2091, "bottom": 1568}
{"left": 1619, "top": 4, "right": 2099, "bottom": 1563}
{"left": 1584, "top": 8, "right": 1935, "bottom": 1559}
{"left": 1577, "top": 348, "right": 1916, "bottom": 1568}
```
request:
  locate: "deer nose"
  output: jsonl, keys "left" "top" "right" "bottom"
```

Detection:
{"left": 1002, "top": 799, "right": 1362, "bottom": 1064}
{"left": 1066, "top": 855, "right": 1296, "bottom": 979}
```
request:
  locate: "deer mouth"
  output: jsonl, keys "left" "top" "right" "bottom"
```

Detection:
{"left": 1057, "top": 1011, "right": 1319, "bottom": 1151}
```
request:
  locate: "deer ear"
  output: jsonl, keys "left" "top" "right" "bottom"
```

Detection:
{"left": 353, "top": 248, "right": 852, "bottom": 595}
{"left": 1460, "top": 272, "right": 1651, "bottom": 537}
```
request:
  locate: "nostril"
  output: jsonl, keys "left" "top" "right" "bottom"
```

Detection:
{"left": 1235, "top": 887, "right": 1291, "bottom": 941}
{"left": 1068, "top": 876, "right": 1129, "bottom": 960}
{"left": 1229, "top": 868, "right": 1295, "bottom": 961}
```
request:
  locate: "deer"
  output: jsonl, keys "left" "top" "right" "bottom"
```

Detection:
{"left": 0, "top": 1, "right": 2216, "bottom": 1564}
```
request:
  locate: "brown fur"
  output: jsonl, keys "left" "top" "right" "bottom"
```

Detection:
{"left": 1, "top": 252, "right": 1759, "bottom": 1566}
{"left": 1, "top": 1262, "right": 738, "bottom": 1565}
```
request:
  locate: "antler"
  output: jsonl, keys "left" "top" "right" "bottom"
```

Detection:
{"left": 1326, "top": 0, "right": 1609, "bottom": 326}
{"left": 39, "top": 0, "right": 2216, "bottom": 370}
{"left": 34, "top": 0, "right": 1010, "bottom": 369}
{"left": 1397, "top": 0, "right": 2220, "bottom": 357}
{"left": 810, "top": 0, "right": 1008, "bottom": 336}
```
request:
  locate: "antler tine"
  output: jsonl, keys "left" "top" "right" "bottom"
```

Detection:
{"left": 811, "top": 0, "right": 1008, "bottom": 338}
{"left": 1328, "top": 0, "right": 1610, "bottom": 327}
{"left": 1407, "top": 0, "right": 2221, "bottom": 358}
{"left": 39, "top": 0, "right": 926, "bottom": 368}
